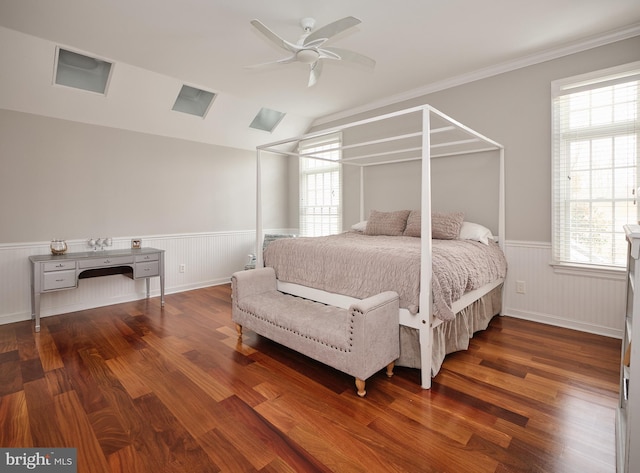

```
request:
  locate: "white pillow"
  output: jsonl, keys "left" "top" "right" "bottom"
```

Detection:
{"left": 459, "top": 222, "right": 494, "bottom": 245}
{"left": 351, "top": 220, "right": 367, "bottom": 232}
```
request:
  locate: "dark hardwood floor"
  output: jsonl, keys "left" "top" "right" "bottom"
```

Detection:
{"left": 0, "top": 284, "right": 621, "bottom": 472}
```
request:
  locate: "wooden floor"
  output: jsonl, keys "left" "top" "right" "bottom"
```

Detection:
{"left": 0, "top": 284, "right": 621, "bottom": 473}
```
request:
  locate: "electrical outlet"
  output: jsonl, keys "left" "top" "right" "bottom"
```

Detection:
{"left": 179, "top": 264, "right": 185, "bottom": 273}
{"left": 515, "top": 280, "right": 526, "bottom": 294}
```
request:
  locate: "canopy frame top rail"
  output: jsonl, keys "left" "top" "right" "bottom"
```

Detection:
{"left": 256, "top": 104, "right": 503, "bottom": 166}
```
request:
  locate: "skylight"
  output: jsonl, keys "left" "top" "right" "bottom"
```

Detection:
{"left": 54, "top": 48, "right": 112, "bottom": 94}
{"left": 172, "top": 85, "right": 216, "bottom": 118}
{"left": 249, "top": 108, "right": 286, "bottom": 132}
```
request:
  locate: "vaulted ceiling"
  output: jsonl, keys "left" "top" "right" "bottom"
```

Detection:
{"left": 1, "top": 0, "right": 639, "bottom": 150}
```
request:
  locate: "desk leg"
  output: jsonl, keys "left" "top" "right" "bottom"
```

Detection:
{"left": 159, "top": 252, "right": 165, "bottom": 307}
{"left": 145, "top": 278, "right": 150, "bottom": 299}
{"left": 33, "top": 293, "right": 41, "bottom": 333}
{"left": 30, "top": 286, "right": 35, "bottom": 320}
{"left": 160, "top": 273, "right": 165, "bottom": 307}
{"left": 30, "top": 264, "right": 38, "bottom": 331}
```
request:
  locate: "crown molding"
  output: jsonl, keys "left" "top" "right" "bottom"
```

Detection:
{"left": 314, "top": 23, "right": 640, "bottom": 126}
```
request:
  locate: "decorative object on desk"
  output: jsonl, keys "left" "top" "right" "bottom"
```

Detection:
{"left": 50, "top": 239, "right": 67, "bottom": 255}
{"left": 88, "top": 237, "right": 113, "bottom": 251}
{"left": 96, "top": 237, "right": 113, "bottom": 250}
{"left": 131, "top": 238, "right": 142, "bottom": 249}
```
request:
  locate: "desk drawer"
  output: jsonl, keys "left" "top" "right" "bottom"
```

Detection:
{"left": 43, "top": 270, "right": 77, "bottom": 290}
{"left": 135, "top": 253, "right": 159, "bottom": 263}
{"left": 43, "top": 261, "right": 76, "bottom": 272}
{"left": 135, "top": 261, "right": 159, "bottom": 278}
{"left": 78, "top": 256, "right": 134, "bottom": 269}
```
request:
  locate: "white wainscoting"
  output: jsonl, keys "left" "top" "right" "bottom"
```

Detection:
{"left": 0, "top": 231, "right": 278, "bottom": 327}
{"left": 502, "top": 240, "right": 626, "bottom": 338}
{"left": 2, "top": 236, "right": 627, "bottom": 338}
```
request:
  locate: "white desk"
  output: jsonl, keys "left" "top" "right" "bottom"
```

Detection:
{"left": 29, "top": 247, "right": 165, "bottom": 332}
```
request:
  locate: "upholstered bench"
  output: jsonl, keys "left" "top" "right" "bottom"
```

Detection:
{"left": 231, "top": 267, "right": 400, "bottom": 397}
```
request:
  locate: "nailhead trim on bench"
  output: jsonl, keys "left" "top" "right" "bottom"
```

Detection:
{"left": 237, "top": 304, "right": 355, "bottom": 353}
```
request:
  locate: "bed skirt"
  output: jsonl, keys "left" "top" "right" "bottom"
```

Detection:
{"left": 396, "top": 284, "right": 503, "bottom": 376}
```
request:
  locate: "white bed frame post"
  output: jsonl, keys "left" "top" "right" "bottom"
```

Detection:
{"left": 256, "top": 149, "right": 264, "bottom": 268}
{"left": 499, "top": 147, "right": 506, "bottom": 249}
{"left": 420, "top": 107, "right": 434, "bottom": 389}
{"left": 359, "top": 167, "right": 365, "bottom": 222}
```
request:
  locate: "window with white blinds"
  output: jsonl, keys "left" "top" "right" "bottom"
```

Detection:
{"left": 298, "top": 133, "right": 342, "bottom": 237}
{"left": 552, "top": 62, "right": 640, "bottom": 268}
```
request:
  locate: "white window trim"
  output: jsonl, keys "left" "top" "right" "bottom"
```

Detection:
{"left": 551, "top": 61, "right": 640, "bottom": 273}
{"left": 298, "top": 132, "right": 343, "bottom": 237}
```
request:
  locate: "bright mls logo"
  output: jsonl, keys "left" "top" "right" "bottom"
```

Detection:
{"left": 1, "top": 449, "right": 76, "bottom": 472}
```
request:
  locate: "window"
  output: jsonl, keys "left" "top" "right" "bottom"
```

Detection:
{"left": 299, "top": 133, "right": 342, "bottom": 237}
{"left": 552, "top": 62, "right": 640, "bottom": 269}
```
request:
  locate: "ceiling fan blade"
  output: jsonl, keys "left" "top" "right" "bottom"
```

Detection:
{"left": 250, "top": 19, "right": 301, "bottom": 53}
{"left": 303, "top": 16, "right": 361, "bottom": 46}
{"left": 302, "top": 38, "right": 327, "bottom": 49}
{"left": 321, "top": 47, "right": 376, "bottom": 68}
{"left": 308, "top": 60, "right": 323, "bottom": 87}
{"left": 245, "top": 55, "right": 297, "bottom": 69}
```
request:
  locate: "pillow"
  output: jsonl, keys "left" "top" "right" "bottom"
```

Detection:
{"left": 403, "top": 211, "right": 421, "bottom": 237}
{"left": 459, "top": 221, "right": 494, "bottom": 245}
{"left": 431, "top": 212, "right": 464, "bottom": 240}
{"left": 350, "top": 220, "right": 367, "bottom": 232}
{"left": 364, "top": 210, "right": 410, "bottom": 236}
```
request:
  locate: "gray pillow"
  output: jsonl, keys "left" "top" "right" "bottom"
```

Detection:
{"left": 431, "top": 212, "right": 464, "bottom": 239}
{"left": 403, "top": 211, "right": 421, "bottom": 237}
{"left": 364, "top": 210, "right": 410, "bottom": 236}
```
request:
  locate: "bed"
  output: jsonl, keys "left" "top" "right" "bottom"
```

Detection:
{"left": 254, "top": 105, "right": 506, "bottom": 389}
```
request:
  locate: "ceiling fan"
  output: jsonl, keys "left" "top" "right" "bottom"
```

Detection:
{"left": 247, "top": 16, "right": 375, "bottom": 87}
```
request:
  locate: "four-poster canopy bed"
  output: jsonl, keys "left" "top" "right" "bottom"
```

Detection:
{"left": 253, "top": 104, "right": 506, "bottom": 389}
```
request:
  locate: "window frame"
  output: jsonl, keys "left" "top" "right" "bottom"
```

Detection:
{"left": 551, "top": 61, "right": 640, "bottom": 273}
{"left": 298, "top": 132, "right": 343, "bottom": 237}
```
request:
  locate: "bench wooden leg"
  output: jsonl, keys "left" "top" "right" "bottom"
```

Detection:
{"left": 386, "top": 361, "right": 395, "bottom": 378}
{"left": 355, "top": 378, "right": 366, "bottom": 397}
{"left": 235, "top": 323, "right": 243, "bottom": 337}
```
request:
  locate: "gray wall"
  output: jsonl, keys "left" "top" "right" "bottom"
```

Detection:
{"left": 308, "top": 36, "right": 640, "bottom": 242}
{"left": 8, "top": 35, "right": 636, "bottom": 246}
{"left": 0, "top": 109, "right": 289, "bottom": 244}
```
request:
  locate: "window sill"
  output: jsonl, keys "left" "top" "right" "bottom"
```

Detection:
{"left": 550, "top": 262, "right": 625, "bottom": 280}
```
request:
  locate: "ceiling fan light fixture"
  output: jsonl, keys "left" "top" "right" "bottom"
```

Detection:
{"left": 296, "top": 49, "right": 319, "bottom": 64}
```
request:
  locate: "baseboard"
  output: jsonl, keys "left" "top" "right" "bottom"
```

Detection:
{"left": 1, "top": 278, "right": 233, "bottom": 328}
{"left": 502, "top": 308, "right": 622, "bottom": 339}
